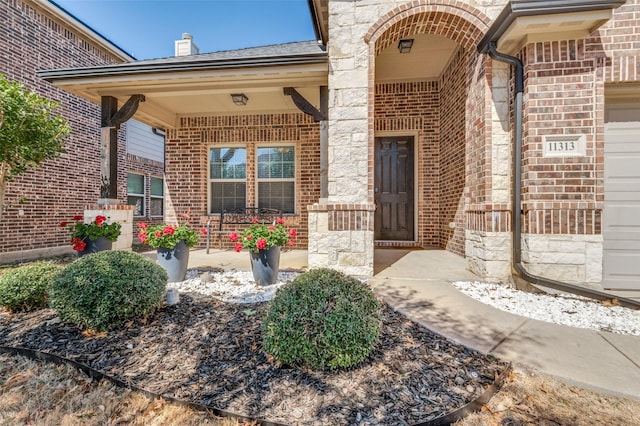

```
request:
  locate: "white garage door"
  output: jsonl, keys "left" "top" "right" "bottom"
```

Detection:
{"left": 603, "top": 104, "right": 640, "bottom": 291}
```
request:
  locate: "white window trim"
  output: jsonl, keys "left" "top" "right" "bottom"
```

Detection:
{"left": 208, "top": 145, "right": 247, "bottom": 215}
{"left": 127, "top": 172, "right": 145, "bottom": 218}
{"left": 149, "top": 175, "right": 165, "bottom": 218}
{"left": 256, "top": 144, "right": 296, "bottom": 215}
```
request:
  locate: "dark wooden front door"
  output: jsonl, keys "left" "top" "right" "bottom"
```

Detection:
{"left": 375, "top": 136, "right": 414, "bottom": 241}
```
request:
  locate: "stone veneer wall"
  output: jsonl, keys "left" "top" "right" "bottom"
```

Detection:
{"left": 465, "top": 56, "right": 512, "bottom": 279}
{"left": 522, "top": 234, "right": 603, "bottom": 287}
{"left": 165, "top": 114, "right": 320, "bottom": 250}
{"left": 0, "top": 0, "right": 130, "bottom": 260}
{"left": 313, "top": 0, "right": 638, "bottom": 282}
{"left": 84, "top": 205, "right": 135, "bottom": 251}
{"left": 311, "top": 0, "right": 495, "bottom": 276}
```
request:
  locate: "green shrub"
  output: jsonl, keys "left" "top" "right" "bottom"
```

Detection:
{"left": 262, "top": 268, "right": 382, "bottom": 370}
{"left": 49, "top": 251, "right": 167, "bottom": 331}
{"left": 0, "top": 262, "right": 63, "bottom": 312}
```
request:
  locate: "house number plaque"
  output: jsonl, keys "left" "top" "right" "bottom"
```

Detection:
{"left": 543, "top": 135, "right": 585, "bottom": 157}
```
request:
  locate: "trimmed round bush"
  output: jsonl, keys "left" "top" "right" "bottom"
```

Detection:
{"left": 49, "top": 250, "right": 167, "bottom": 331}
{"left": 262, "top": 268, "right": 382, "bottom": 370}
{"left": 0, "top": 262, "right": 63, "bottom": 312}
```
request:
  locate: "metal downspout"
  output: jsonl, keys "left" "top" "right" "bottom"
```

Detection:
{"left": 486, "top": 42, "right": 640, "bottom": 310}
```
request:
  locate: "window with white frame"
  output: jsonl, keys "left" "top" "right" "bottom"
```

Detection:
{"left": 257, "top": 146, "right": 295, "bottom": 214}
{"left": 209, "top": 147, "right": 247, "bottom": 213}
{"left": 127, "top": 173, "right": 145, "bottom": 217}
{"left": 150, "top": 176, "right": 164, "bottom": 217}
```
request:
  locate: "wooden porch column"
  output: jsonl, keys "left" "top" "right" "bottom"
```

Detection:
{"left": 320, "top": 85, "right": 328, "bottom": 200}
{"left": 99, "top": 95, "right": 145, "bottom": 204}
{"left": 283, "top": 86, "right": 328, "bottom": 199}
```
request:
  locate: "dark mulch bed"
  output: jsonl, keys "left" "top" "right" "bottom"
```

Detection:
{"left": 0, "top": 293, "right": 508, "bottom": 425}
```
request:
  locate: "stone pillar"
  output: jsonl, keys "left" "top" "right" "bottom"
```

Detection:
{"left": 84, "top": 204, "right": 134, "bottom": 251}
{"left": 306, "top": 0, "right": 376, "bottom": 277}
{"left": 308, "top": 203, "right": 375, "bottom": 278}
{"left": 465, "top": 60, "right": 513, "bottom": 281}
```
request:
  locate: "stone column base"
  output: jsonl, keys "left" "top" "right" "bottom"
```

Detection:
{"left": 84, "top": 204, "right": 134, "bottom": 251}
{"left": 465, "top": 230, "right": 512, "bottom": 281}
{"left": 522, "top": 233, "right": 603, "bottom": 287}
{"left": 307, "top": 203, "right": 375, "bottom": 278}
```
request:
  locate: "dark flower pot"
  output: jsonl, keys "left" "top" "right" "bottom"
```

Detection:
{"left": 78, "top": 237, "right": 112, "bottom": 257}
{"left": 250, "top": 246, "right": 280, "bottom": 286}
{"left": 157, "top": 240, "right": 190, "bottom": 282}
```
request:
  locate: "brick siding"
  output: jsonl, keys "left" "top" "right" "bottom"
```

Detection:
{"left": 0, "top": 0, "right": 132, "bottom": 256}
{"left": 517, "top": 0, "right": 640, "bottom": 236}
{"left": 165, "top": 113, "right": 320, "bottom": 249}
{"left": 374, "top": 81, "right": 440, "bottom": 247}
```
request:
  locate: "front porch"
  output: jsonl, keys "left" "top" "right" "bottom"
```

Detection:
{"left": 186, "top": 247, "right": 478, "bottom": 279}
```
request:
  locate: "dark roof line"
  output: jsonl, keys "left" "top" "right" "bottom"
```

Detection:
{"left": 477, "top": 0, "right": 626, "bottom": 53}
{"left": 48, "top": 0, "right": 135, "bottom": 60}
{"left": 38, "top": 52, "right": 327, "bottom": 80}
{"left": 306, "top": 0, "right": 324, "bottom": 48}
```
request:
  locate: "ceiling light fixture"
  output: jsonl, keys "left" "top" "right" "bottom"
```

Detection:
{"left": 231, "top": 93, "right": 248, "bottom": 106}
{"left": 397, "top": 38, "right": 414, "bottom": 54}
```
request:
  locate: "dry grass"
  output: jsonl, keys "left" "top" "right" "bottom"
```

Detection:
{"left": 455, "top": 364, "right": 640, "bottom": 426}
{"left": 2, "top": 354, "right": 639, "bottom": 425}
{"left": 0, "top": 353, "right": 243, "bottom": 426}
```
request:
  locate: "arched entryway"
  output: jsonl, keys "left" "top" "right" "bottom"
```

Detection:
{"left": 366, "top": 2, "right": 490, "bottom": 257}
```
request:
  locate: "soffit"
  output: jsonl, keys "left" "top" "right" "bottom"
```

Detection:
{"left": 606, "top": 83, "right": 640, "bottom": 102}
{"left": 308, "top": 0, "right": 329, "bottom": 44}
{"left": 51, "top": 64, "right": 327, "bottom": 129}
{"left": 497, "top": 9, "right": 613, "bottom": 53}
{"left": 375, "top": 34, "right": 459, "bottom": 83}
{"left": 478, "top": 0, "right": 625, "bottom": 54}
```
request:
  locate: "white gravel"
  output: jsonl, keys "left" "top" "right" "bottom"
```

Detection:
{"left": 452, "top": 281, "right": 640, "bottom": 336}
{"left": 167, "top": 269, "right": 640, "bottom": 337}
{"left": 167, "top": 269, "right": 300, "bottom": 304}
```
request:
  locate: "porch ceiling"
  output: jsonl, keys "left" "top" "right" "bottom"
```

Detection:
{"left": 42, "top": 64, "right": 327, "bottom": 130}
{"left": 375, "top": 34, "right": 459, "bottom": 83}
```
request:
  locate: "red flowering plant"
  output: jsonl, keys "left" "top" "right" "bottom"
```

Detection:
{"left": 229, "top": 217, "right": 296, "bottom": 253}
{"left": 60, "top": 215, "right": 122, "bottom": 252}
{"left": 137, "top": 210, "right": 206, "bottom": 249}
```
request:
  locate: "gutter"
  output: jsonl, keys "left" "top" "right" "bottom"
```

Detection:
{"left": 306, "top": 0, "right": 327, "bottom": 50}
{"left": 483, "top": 41, "right": 640, "bottom": 310}
{"left": 477, "top": 0, "right": 625, "bottom": 54}
{"left": 38, "top": 54, "right": 328, "bottom": 81}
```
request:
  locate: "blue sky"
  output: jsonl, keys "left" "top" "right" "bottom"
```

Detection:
{"left": 53, "top": 0, "right": 317, "bottom": 60}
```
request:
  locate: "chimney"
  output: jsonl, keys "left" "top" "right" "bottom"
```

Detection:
{"left": 175, "top": 33, "right": 199, "bottom": 56}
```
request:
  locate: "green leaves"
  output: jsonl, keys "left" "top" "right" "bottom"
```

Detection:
{"left": 49, "top": 251, "right": 167, "bottom": 331}
{"left": 0, "top": 262, "right": 63, "bottom": 312}
{"left": 0, "top": 75, "right": 70, "bottom": 179}
{"left": 261, "top": 268, "right": 382, "bottom": 370}
{"left": 0, "top": 75, "right": 70, "bottom": 220}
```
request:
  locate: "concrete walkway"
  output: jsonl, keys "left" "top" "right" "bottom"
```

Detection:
{"left": 187, "top": 248, "right": 640, "bottom": 400}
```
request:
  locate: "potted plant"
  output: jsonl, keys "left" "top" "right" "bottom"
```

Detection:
{"left": 137, "top": 210, "right": 206, "bottom": 282}
{"left": 229, "top": 217, "right": 296, "bottom": 285}
{"left": 60, "top": 215, "right": 121, "bottom": 257}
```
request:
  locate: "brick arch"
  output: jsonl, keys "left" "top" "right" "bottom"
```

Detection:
{"left": 365, "top": 0, "right": 491, "bottom": 54}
